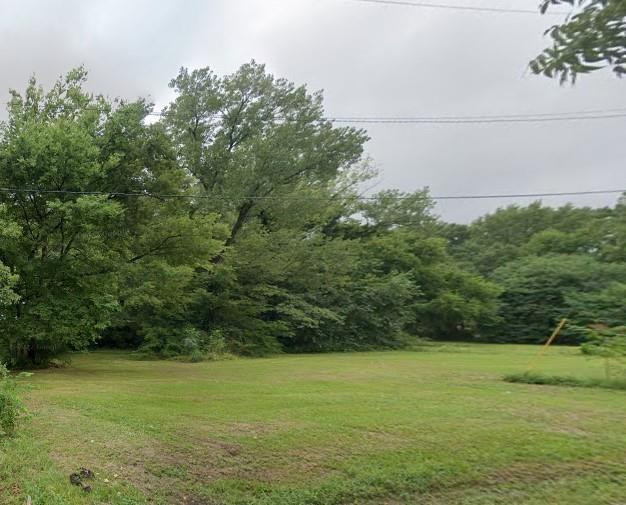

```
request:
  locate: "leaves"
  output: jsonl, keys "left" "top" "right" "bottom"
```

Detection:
{"left": 0, "top": 70, "right": 224, "bottom": 365}
{"left": 532, "top": 0, "right": 626, "bottom": 82}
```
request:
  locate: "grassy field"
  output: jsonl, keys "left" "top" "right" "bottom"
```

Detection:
{"left": 1, "top": 344, "right": 625, "bottom": 505}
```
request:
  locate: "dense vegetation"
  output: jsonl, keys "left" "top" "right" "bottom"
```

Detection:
{"left": 0, "top": 66, "right": 624, "bottom": 365}
{"left": 444, "top": 201, "right": 626, "bottom": 344}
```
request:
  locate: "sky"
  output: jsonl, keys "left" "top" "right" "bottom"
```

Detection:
{"left": 0, "top": 0, "right": 623, "bottom": 222}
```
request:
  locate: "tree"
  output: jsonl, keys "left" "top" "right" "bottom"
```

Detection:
{"left": 566, "top": 282, "right": 626, "bottom": 327}
{"left": 447, "top": 202, "right": 617, "bottom": 275}
{"left": 491, "top": 254, "right": 626, "bottom": 343}
{"left": 0, "top": 70, "right": 224, "bottom": 365}
{"left": 327, "top": 191, "right": 502, "bottom": 343}
{"left": 531, "top": 0, "right": 626, "bottom": 82}
{"left": 580, "top": 325, "right": 626, "bottom": 379}
{"left": 163, "top": 61, "right": 368, "bottom": 254}
{"left": 446, "top": 202, "right": 560, "bottom": 275}
{"left": 359, "top": 228, "right": 501, "bottom": 341}
{"left": 163, "top": 62, "right": 377, "bottom": 354}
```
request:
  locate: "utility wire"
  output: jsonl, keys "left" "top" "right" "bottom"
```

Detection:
{"left": 326, "top": 107, "right": 626, "bottom": 120}
{"left": 327, "top": 112, "right": 626, "bottom": 124}
{"left": 147, "top": 109, "right": 626, "bottom": 124}
{"left": 344, "top": 0, "right": 567, "bottom": 15}
{"left": 431, "top": 189, "right": 626, "bottom": 200}
{"left": 0, "top": 187, "right": 623, "bottom": 201}
{"left": 6, "top": 102, "right": 626, "bottom": 124}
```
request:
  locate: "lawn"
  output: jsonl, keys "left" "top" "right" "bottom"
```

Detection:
{"left": 1, "top": 344, "right": 625, "bottom": 504}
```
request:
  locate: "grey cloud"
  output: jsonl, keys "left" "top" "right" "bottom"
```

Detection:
{"left": 0, "top": 0, "right": 623, "bottom": 222}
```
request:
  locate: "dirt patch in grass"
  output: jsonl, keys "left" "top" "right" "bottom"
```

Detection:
{"left": 0, "top": 483, "right": 22, "bottom": 498}
{"left": 223, "top": 420, "right": 306, "bottom": 438}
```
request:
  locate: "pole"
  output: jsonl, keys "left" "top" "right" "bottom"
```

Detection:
{"left": 526, "top": 318, "right": 567, "bottom": 371}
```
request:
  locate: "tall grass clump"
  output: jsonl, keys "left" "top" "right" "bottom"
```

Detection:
{"left": 504, "top": 371, "right": 626, "bottom": 391}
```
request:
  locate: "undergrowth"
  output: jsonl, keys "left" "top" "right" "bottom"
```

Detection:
{"left": 0, "top": 363, "right": 29, "bottom": 437}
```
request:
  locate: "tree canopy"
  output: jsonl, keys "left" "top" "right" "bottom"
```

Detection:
{"left": 0, "top": 65, "right": 624, "bottom": 365}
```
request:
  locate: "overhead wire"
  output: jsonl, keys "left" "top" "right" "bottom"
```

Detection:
{"left": 144, "top": 109, "right": 626, "bottom": 124}
{"left": 145, "top": 107, "right": 626, "bottom": 124}
{"left": 5, "top": 101, "right": 626, "bottom": 125}
{"left": 343, "top": 0, "right": 568, "bottom": 15}
{"left": 0, "top": 187, "right": 623, "bottom": 202}
{"left": 326, "top": 112, "right": 626, "bottom": 124}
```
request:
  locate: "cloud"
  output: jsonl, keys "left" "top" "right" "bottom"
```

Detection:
{"left": 0, "top": 0, "right": 622, "bottom": 222}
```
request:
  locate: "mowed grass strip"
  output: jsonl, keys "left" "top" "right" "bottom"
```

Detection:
{"left": 1, "top": 344, "right": 625, "bottom": 504}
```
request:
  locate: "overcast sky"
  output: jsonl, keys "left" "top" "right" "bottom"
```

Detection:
{"left": 0, "top": 0, "right": 623, "bottom": 222}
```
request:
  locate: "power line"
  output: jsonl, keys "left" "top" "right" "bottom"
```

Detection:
{"left": 344, "top": 0, "right": 567, "bottom": 15}
{"left": 431, "top": 189, "right": 626, "bottom": 200}
{"left": 7, "top": 102, "right": 626, "bottom": 124}
{"left": 0, "top": 187, "right": 622, "bottom": 201}
{"left": 150, "top": 108, "right": 626, "bottom": 124}
{"left": 328, "top": 107, "right": 626, "bottom": 120}
{"left": 328, "top": 112, "right": 626, "bottom": 124}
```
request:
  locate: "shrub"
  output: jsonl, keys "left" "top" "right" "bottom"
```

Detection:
{"left": 188, "top": 350, "right": 204, "bottom": 363}
{"left": 0, "top": 363, "right": 25, "bottom": 437}
{"left": 580, "top": 325, "right": 626, "bottom": 379}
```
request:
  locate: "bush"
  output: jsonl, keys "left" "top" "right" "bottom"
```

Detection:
{"left": 0, "top": 364, "right": 25, "bottom": 437}
{"left": 163, "top": 329, "right": 234, "bottom": 363}
{"left": 579, "top": 325, "right": 626, "bottom": 379}
{"left": 503, "top": 371, "right": 626, "bottom": 391}
{"left": 188, "top": 350, "right": 204, "bottom": 363}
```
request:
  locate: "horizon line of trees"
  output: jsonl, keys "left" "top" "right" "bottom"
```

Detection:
{"left": 0, "top": 64, "right": 624, "bottom": 366}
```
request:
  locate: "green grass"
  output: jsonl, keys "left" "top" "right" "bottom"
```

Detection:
{"left": 1, "top": 344, "right": 625, "bottom": 504}
{"left": 504, "top": 371, "right": 626, "bottom": 391}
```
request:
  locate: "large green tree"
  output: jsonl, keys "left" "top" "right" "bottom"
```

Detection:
{"left": 163, "top": 61, "right": 368, "bottom": 253}
{"left": 0, "top": 70, "right": 223, "bottom": 365}
{"left": 163, "top": 62, "right": 378, "bottom": 354}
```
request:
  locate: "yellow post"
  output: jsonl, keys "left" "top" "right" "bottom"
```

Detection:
{"left": 526, "top": 318, "right": 567, "bottom": 371}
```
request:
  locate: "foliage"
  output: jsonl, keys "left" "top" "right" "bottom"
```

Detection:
{"left": 0, "top": 69, "right": 224, "bottom": 365}
{"left": 0, "top": 260, "right": 19, "bottom": 314}
{"left": 164, "top": 61, "right": 367, "bottom": 250}
{"left": 491, "top": 255, "right": 626, "bottom": 343}
{"left": 1, "top": 65, "right": 624, "bottom": 362}
{"left": 531, "top": 0, "right": 626, "bottom": 82}
{"left": 0, "top": 363, "right": 27, "bottom": 437}
{"left": 504, "top": 370, "right": 626, "bottom": 390}
{"left": 161, "top": 63, "right": 501, "bottom": 354}
{"left": 580, "top": 325, "right": 626, "bottom": 378}
{"left": 566, "top": 283, "right": 626, "bottom": 327}
{"left": 447, "top": 199, "right": 626, "bottom": 344}
{"left": 581, "top": 325, "right": 626, "bottom": 358}
{"left": 353, "top": 224, "right": 501, "bottom": 341}
{"left": 444, "top": 202, "right": 616, "bottom": 275}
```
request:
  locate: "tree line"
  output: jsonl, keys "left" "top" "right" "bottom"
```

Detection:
{"left": 0, "top": 65, "right": 624, "bottom": 366}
